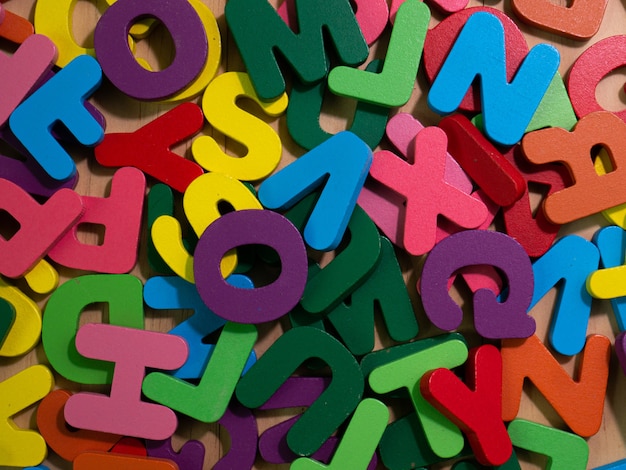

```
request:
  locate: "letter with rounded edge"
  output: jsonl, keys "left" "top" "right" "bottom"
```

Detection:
{"left": 150, "top": 0, "right": 222, "bottom": 103}
{"left": 142, "top": 321, "right": 257, "bottom": 423}
{"left": 74, "top": 452, "right": 180, "bottom": 470}
{"left": 64, "top": 323, "right": 188, "bottom": 440}
{"left": 368, "top": 336, "right": 468, "bottom": 458}
{"left": 501, "top": 145, "right": 569, "bottom": 258}
{"left": 152, "top": 173, "right": 262, "bottom": 283}
{"left": 144, "top": 274, "right": 256, "bottom": 379}
{"left": 369, "top": 127, "right": 488, "bottom": 256}
{"left": 278, "top": 0, "right": 388, "bottom": 45}
{"left": 438, "top": 114, "right": 526, "bottom": 207}
{"left": 567, "top": 36, "right": 626, "bottom": 121}
{"left": 420, "top": 230, "right": 536, "bottom": 339}
{"left": 530, "top": 235, "right": 599, "bottom": 356}
{"left": 236, "top": 327, "right": 364, "bottom": 456}
{"left": 589, "top": 226, "right": 626, "bottom": 330}
{"left": 258, "top": 131, "right": 373, "bottom": 252}
{"left": 298, "top": 203, "right": 382, "bottom": 314}
{"left": 428, "top": 12, "right": 559, "bottom": 145}
{"left": 511, "top": 0, "right": 607, "bottom": 40}
{"left": 36, "top": 389, "right": 120, "bottom": 462}
{"left": 42, "top": 274, "right": 144, "bottom": 384}
{"left": 501, "top": 334, "right": 610, "bottom": 437}
{"left": 0, "top": 279, "right": 42, "bottom": 357}
{"left": 192, "top": 72, "right": 287, "bottom": 181}
{"left": 522, "top": 111, "right": 626, "bottom": 225}
{"left": 225, "top": 0, "right": 367, "bottom": 100}
{"left": 95, "top": 103, "right": 205, "bottom": 194}
{"left": 47, "top": 167, "right": 146, "bottom": 274}
{"left": 297, "top": 237, "right": 417, "bottom": 355}
{"left": 34, "top": 0, "right": 145, "bottom": 67}
{"left": 146, "top": 438, "right": 205, "bottom": 470}
{"left": 193, "top": 210, "right": 307, "bottom": 324}
{"left": 9, "top": 54, "right": 104, "bottom": 181}
{"left": 0, "top": 34, "right": 56, "bottom": 127}
{"left": 328, "top": 0, "right": 430, "bottom": 108}
{"left": 214, "top": 401, "right": 258, "bottom": 469}
{"left": 0, "top": 180, "right": 83, "bottom": 279}
{"left": 421, "top": 345, "right": 512, "bottom": 466}
{"left": 291, "top": 399, "right": 388, "bottom": 469}
{"left": 94, "top": 0, "right": 207, "bottom": 100}
{"left": 287, "top": 60, "right": 389, "bottom": 151}
{"left": 506, "top": 419, "right": 589, "bottom": 469}
{"left": 0, "top": 365, "right": 54, "bottom": 467}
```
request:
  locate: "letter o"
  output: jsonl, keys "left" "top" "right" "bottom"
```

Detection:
{"left": 94, "top": 0, "right": 208, "bottom": 100}
{"left": 194, "top": 210, "right": 308, "bottom": 324}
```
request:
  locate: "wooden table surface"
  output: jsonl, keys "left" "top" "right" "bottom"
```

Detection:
{"left": 1, "top": 0, "right": 625, "bottom": 468}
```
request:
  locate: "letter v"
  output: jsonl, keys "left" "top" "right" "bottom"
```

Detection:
{"left": 258, "top": 131, "right": 372, "bottom": 251}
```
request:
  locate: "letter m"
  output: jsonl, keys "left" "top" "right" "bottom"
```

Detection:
{"left": 225, "top": 0, "right": 369, "bottom": 100}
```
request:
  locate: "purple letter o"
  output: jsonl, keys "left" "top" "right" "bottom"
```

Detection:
{"left": 194, "top": 210, "right": 308, "bottom": 324}
{"left": 94, "top": 0, "right": 208, "bottom": 100}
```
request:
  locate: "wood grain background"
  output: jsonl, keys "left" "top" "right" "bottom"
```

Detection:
{"left": 1, "top": 0, "right": 625, "bottom": 468}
